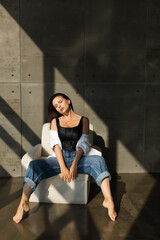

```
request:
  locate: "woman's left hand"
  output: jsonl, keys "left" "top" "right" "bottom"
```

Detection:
{"left": 70, "top": 163, "right": 78, "bottom": 180}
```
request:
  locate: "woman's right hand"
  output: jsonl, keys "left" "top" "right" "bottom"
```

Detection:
{"left": 61, "top": 167, "right": 71, "bottom": 183}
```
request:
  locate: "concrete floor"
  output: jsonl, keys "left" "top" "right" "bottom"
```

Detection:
{"left": 0, "top": 173, "right": 160, "bottom": 240}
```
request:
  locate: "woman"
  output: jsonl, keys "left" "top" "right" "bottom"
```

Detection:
{"left": 13, "top": 93, "right": 117, "bottom": 223}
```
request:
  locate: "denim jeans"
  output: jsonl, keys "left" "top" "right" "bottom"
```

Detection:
{"left": 23, "top": 150, "right": 111, "bottom": 192}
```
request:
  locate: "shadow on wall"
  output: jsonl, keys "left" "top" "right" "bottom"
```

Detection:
{"left": 1, "top": 0, "right": 160, "bottom": 172}
{"left": 0, "top": 96, "right": 40, "bottom": 157}
{"left": 74, "top": 51, "right": 146, "bottom": 173}
{"left": 0, "top": 166, "right": 11, "bottom": 178}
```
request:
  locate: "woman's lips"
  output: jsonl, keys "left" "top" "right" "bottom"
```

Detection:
{"left": 60, "top": 107, "right": 64, "bottom": 112}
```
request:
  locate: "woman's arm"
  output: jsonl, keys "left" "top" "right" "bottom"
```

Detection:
{"left": 70, "top": 117, "right": 89, "bottom": 180}
{"left": 51, "top": 119, "right": 71, "bottom": 182}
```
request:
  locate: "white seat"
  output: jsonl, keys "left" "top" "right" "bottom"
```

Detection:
{"left": 21, "top": 123, "right": 101, "bottom": 204}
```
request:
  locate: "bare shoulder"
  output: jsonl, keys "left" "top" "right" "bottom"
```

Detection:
{"left": 82, "top": 116, "right": 89, "bottom": 125}
{"left": 50, "top": 118, "right": 57, "bottom": 130}
{"left": 82, "top": 116, "right": 89, "bottom": 134}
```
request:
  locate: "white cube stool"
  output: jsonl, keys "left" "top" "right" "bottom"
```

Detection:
{"left": 29, "top": 174, "right": 90, "bottom": 204}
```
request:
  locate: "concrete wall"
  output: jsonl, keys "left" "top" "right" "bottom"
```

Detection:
{"left": 0, "top": 0, "right": 160, "bottom": 176}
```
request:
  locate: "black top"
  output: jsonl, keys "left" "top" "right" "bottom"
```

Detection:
{"left": 56, "top": 116, "right": 83, "bottom": 151}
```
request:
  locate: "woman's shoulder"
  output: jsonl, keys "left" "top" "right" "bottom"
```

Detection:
{"left": 50, "top": 118, "right": 58, "bottom": 130}
{"left": 81, "top": 116, "right": 89, "bottom": 134}
{"left": 76, "top": 115, "right": 89, "bottom": 125}
{"left": 82, "top": 116, "right": 89, "bottom": 123}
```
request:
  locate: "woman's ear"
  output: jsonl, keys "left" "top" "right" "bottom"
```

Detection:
{"left": 68, "top": 100, "right": 71, "bottom": 105}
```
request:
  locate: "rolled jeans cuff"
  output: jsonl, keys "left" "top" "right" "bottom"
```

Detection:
{"left": 95, "top": 171, "right": 111, "bottom": 187}
{"left": 22, "top": 177, "right": 36, "bottom": 193}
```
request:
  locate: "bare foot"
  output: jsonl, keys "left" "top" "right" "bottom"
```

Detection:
{"left": 13, "top": 203, "right": 30, "bottom": 224}
{"left": 102, "top": 200, "right": 117, "bottom": 221}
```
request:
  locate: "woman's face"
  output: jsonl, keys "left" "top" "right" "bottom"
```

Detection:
{"left": 52, "top": 96, "right": 70, "bottom": 114}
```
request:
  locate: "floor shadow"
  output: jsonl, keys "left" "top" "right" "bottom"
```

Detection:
{"left": 125, "top": 173, "right": 160, "bottom": 240}
{"left": 110, "top": 174, "right": 126, "bottom": 214}
{"left": 0, "top": 175, "right": 22, "bottom": 210}
{"left": 35, "top": 204, "right": 102, "bottom": 240}
{"left": 88, "top": 183, "right": 101, "bottom": 203}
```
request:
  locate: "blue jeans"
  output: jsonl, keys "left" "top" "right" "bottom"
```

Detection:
{"left": 23, "top": 150, "right": 111, "bottom": 192}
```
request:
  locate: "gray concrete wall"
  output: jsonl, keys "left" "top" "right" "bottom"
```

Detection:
{"left": 0, "top": 0, "right": 160, "bottom": 176}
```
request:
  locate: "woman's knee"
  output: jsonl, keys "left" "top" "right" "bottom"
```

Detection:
{"left": 28, "top": 160, "right": 33, "bottom": 168}
{"left": 28, "top": 159, "right": 37, "bottom": 167}
{"left": 91, "top": 155, "right": 105, "bottom": 164}
{"left": 90, "top": 155, "right": 107, "bottom": 171}
{"left": 28, "top": 159, "right": 39, "bottom": 171}
{"left": 29, "top": 159, "right": 41, "bottom": 167}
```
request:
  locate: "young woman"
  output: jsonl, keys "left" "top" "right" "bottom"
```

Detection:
{"left": 13, "top": 93, "right": 117, "bottom": 223}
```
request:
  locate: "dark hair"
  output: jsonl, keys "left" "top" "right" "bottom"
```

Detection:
{"left": 47, "top": 93, "right": 74, "bottom": 121}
